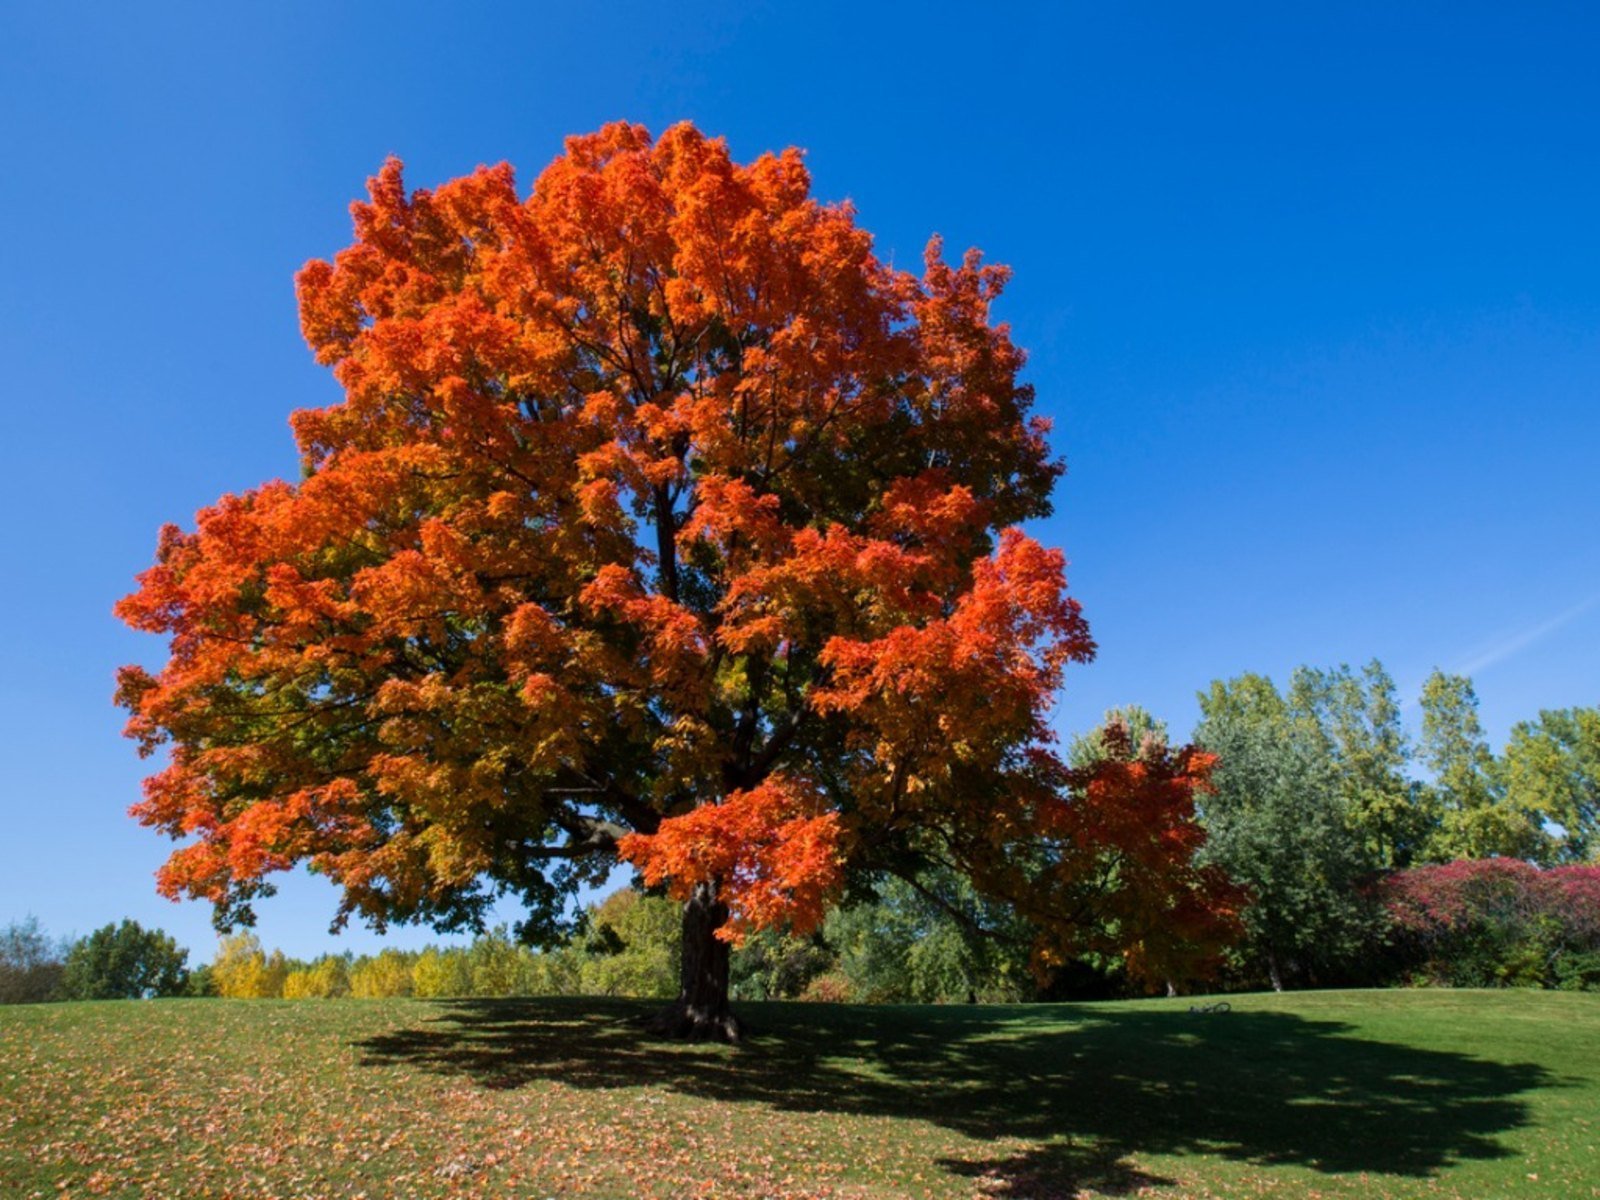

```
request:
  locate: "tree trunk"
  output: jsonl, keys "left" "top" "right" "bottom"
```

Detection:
{"left": 645, "top": 881, "right": 742, "bottom": 1042}
{"left": 1266, "top": 950, "right": 1285, "bottom": 993}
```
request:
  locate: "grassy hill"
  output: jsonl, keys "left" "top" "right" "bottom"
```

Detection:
{"left": 2, "top": 989, "right": 1596, "bottom": 1198}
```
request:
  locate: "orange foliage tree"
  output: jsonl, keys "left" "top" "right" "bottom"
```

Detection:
{"left": 117, "top": 122, "right": 1236, "bottom": 1038}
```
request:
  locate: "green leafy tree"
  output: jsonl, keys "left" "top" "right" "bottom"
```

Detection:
{"left": 728, "top": 927, "right": 834, "bottom": 1001}
{"left": 60, "top": 920, "right": 189, "bottom": 999}
{"left": 183, "top": 963, "right": 218, "bottom": 997}
{"left": 1500, "top": 706, "right": 1600, "bottom": 863}
{"left": 578, "top": 889, "right": 680, "bottom": 999}
{"left": 824, "top": 871, "right": 1035, "bottom": 1003}
{"left": 1067, "top": 705, "right": 1168, "bottom": 768}
{"left": 526, "top": 943, "right": 584, "bottom": 997}
{"left": 467, "top": 927, "right": 537, "bottom": 997}
{"left": 823, "top": 883, "right": 920, "bottom": 1002}
{"left": 1195, "top": 674, "right": 1378, "bottom": 990}
{"left": 1288, "top": 661, "right": 1431, "bottom": 867}
{"left": 1419, "top": 671, "right": 1547, "bottom": 862}
{"left": 0, "top": 917, "right": 65, "bottom": 1004}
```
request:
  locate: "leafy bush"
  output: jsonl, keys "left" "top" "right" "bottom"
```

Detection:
{"left": 1553, "top": 949, "right": 1600, "bottom": 992}
{"left": 799, "top": 973, "right": 851, "bottom": 1003}
{"left": 528, "top": 944, "right": 585, "bottom": 996}
{"left": 730, "top": 927, "right": 834, "bottom": 1001}
{"left": 1378, "top": 860, "right": 1600, "bottom": 988}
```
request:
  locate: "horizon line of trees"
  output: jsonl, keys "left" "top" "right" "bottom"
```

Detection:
{"left": 7, "top": 660, "right": 1595, "bottom": 1005}
{"left": 9, "top": 855, "right": 1596, "bottom": 1007}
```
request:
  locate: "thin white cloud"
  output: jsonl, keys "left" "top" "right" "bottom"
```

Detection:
{"left": 1453, "top": 590, "right": 1600, "bottom": 678}
{"left": 1399, "top": 588, "right": 1600, "bottom": 711}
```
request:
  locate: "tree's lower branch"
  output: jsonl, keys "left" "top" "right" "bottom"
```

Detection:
{"left": 545, "top": 807, "right": 633, "bottom": 856}
{"left": 892, "top": 866, "right": 1010, "bottom": 944}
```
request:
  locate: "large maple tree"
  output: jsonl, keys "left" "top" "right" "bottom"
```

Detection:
{"left": 118, "top": 122, "right": 1235, "bottom": 1037}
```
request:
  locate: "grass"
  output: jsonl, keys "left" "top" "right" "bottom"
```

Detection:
{"left": 2, "top": 990, "right": 1597, "bottom": 1198}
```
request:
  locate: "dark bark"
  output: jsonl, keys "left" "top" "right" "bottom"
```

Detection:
{"left": 645, "top": 881, "right": 743, "bottom": 1042}
{"left": 652, "top": 483, "right": 679, "bottom": 603}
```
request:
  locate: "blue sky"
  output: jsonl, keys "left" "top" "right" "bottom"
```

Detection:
{"left": 1, "top": 2, "right": 1596, "bottom": 959}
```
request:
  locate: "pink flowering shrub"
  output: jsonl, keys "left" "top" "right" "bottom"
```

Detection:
{"left": 1376, "top": 859, "right": 1600, "bottom": 989}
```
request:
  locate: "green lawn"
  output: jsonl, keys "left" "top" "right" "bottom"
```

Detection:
{"left": 2, "top": 990, "right": 1596, "bottom": 1198}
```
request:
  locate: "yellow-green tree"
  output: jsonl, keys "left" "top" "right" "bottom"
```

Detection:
{"left": 1500, "top": 706, "right": 1600, "bottom": 863}
{"left": 579, "top": 889, "right": 679, "bottom": 998}
{"left": 1420, "top": 671, "right": 1547, "bottom": 862}
{"left": 467, "top": 929, "right": 535, "bottom": 997}
{"left": 349, "top": 949, "right": 416, "bottom": 998}
{"left": 283, "top": 956, "right": 350, "bottom": 999}
{"left": 212, "top": 933, "right": 288, "bottom": 999}
{"left": 412, "top": 947, "right": 473, "bottom": 998}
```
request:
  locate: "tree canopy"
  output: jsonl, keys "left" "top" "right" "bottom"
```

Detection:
{"left": 116, "top": 122, "right": 1236, "bottom": 1035}
{"left": 1500, "top": 706, "right": 1600, "bottom": 863}
{"left": 1419, "top": 671, "right": 1548, "bottom": 862}
{"left": 59, "top": 920, "right": 189, "bottom": 1000}
{"left": 1194, "top": 674, "right": 1378, "bottom": 990}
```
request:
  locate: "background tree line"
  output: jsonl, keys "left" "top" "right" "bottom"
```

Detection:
{"left": 1190, "top": 660, "right": 1597, "bottom": 991}
{"left": 7, "top": 660, "right": 1595, "bottom": 1005}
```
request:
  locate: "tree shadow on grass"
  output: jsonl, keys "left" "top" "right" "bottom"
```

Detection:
{"left": 356, "top": 997, "right": 1553, "bottom": 1197}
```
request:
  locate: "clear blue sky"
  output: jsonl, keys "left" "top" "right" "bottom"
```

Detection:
{"left": 2, "top": 2, "right": 1596, "bottom": 959}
